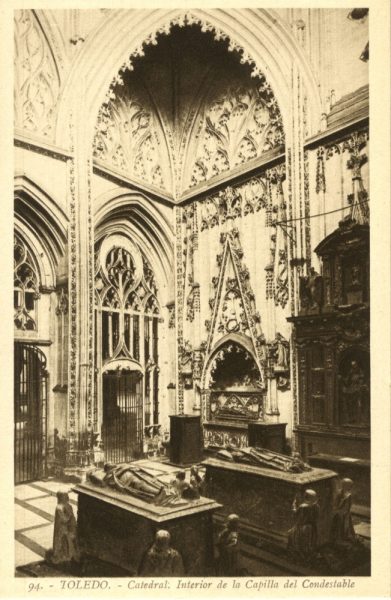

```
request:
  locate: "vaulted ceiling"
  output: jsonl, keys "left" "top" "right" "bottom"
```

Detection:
{"left": 93, "top": 24, "right": 284, "bottom": 198}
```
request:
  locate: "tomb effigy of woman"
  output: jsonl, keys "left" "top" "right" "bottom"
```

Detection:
{"left": 215, "top": 445, "right": 312, "bottom": 473}
{"left": 74, "top": 461, "right": 221, "bottom": 575}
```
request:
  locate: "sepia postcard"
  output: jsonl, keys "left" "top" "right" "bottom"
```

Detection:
{"left": 0, "top": 0, "right": 390, "bottom": 597}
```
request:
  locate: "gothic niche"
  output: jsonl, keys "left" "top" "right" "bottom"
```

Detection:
{"left": 338, "top": 349, "right": 370, "bottom": 427}
{"left": 208, "top": 342, "right": 263, "bottom": 422}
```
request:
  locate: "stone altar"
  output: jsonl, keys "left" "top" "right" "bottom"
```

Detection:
{"left": 203, "top": 457, "right": 337, "bottom": 547}
{"left": 74, "top": 481, "right": 221, "bottom": 575}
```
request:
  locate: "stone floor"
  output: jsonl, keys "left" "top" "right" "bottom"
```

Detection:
{"left": 15, "top": 459, "right": 371, "bottom": 576}
{"left": 14, "top": 459, "right": 196, "bottom": 571}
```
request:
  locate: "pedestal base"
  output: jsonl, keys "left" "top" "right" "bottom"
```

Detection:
{"left": 74, "top": 482, "right": 221, "bottom": 576}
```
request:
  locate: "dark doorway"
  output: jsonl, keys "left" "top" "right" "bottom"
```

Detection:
{"left": 14, "top": 343, "right": 47, "bottom": 484}
{"left": 102, "top": 371, "right": 143, "bottom": 463}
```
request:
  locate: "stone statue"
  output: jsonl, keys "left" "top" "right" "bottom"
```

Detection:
{"left": 139, "top": 530, "right": 184, "bottom": 576}
{"left": 216, "top": 514, "right": 241, "bottom": 576}
{"left": 47, "top": 491, "right": 79, "bottom": 565}
{"left": 216, "top": 446, "right": 312, "bottom": 473}
{"left": 87, "top": 462, "right": 188, "bottom": 507}
{"left": 171, "top": 471, "right": 189, "bottom": 497}
{"left": 331, "top": 478, "right": 356, "bottom": 544}
{"left": 171, "top": 470, "right": 200, "bottom": 500}
{"left": 274, "top": 333, "right": 289, "bottom": 371}
{"left": 288, "top": 489, "right": 320, "bottom": 558}
{"left": 299, "top": 267, "right": 323, "bottom": 312}
{"left": 340, "top": 359, "right": 369, "bottom": 424}
{"left": 190, "top": 465, "right": 205, "bottom": 496}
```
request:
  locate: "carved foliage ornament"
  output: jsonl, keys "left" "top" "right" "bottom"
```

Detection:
{"left": 189, "top": 80, "right": 284, "bottom": 188}
{"left": 200, "top": 177, "right": 268, "bottom": 231}
{"left": 97, "top": 12, "right": 284, "bottom": 192}
{"left": 14, "top": 10, "right": 60, "bottom": 138}
{"left": 94, "top": 88, "right": 167, "bottom": 191}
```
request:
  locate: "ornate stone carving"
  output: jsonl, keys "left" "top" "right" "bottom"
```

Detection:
{"left": 203, "top": 427, "right": 248, "bottom": 450}
{"left": 189, "top": 82, "right": 284, "bottom": 188}
{"left": 268, "top": 164, "right": 289, "bottom": 308}
{"left": 316, "top": 147, "right": 326, "bottom": 194}
{"left": 67, "top": 155, "right": 77, "bottom": 455}
{"left": 14, "top": 10, "right": 60, "bottom": 138}
{"left": 166, "top": 302, "right": 175, "bottom": 329}
{"left": 14, "top": 234, "right": 40, "bottom": 331}
{"left": 200, "top": 177, "right": 267, "bottom": 231}
{"left": 210, "top": 392, "right": 264, "bottom": 421}
{"left": 175, "top": 207, "right": 185, "bottom": 412}
{"left": 94, "top": 87, "right": 169, "bottom": 191}
{"left": 267, "top": 333, "right": 291, "bottom": 391}
{"left": 179, "top": 340, "right": 193, "bottom": 389}
{"left": 56, "top": 287, "right": 68, "bottom": 316}
{"left": 204, "top": 229, "right": 266, "bottom": 385}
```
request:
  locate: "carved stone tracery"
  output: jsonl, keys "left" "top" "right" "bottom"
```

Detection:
{"left": 189, "top": 82, "right": 284, "bottom": 188}
{"left": 14, "top": 10, "right": 60, "bottom": 139}
{"left": 14, "top": 234, "right": 40, "bottom": 331}
{"left": 204, "top": 228, "right": 267, "bottom": 384}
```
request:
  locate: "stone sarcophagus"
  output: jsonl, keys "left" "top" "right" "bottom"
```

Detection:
{"left": 203, "top": 456, "right": 337, "bottom": 548}
{"left": 74, "top": 481, "right": 221, "bottom": 576}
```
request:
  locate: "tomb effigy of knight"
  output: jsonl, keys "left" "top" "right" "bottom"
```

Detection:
{"left": 86, "top": 462, "right": 191, "bottom": 506}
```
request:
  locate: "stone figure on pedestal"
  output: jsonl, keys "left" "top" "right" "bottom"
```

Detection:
{"left": 216, "top": 514, "right": 241, "bottom": 576}
{"left": 288, "top": 489, "right": 320, "bottom": 558}
{"left": 47, "top": 491, "right": 79, "bottom": 566}
{"left": 139, "top": 530, "right": 184, "bottom": 576}
{"left": 331, "top": 478, "right": 356, "bottom": 544}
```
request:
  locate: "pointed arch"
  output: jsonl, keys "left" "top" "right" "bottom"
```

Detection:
{"left": 55, "top": 8, "right": 321, "bottom": 150}
{"left": 14, "top": 174, "right": 67, "bottom": 288}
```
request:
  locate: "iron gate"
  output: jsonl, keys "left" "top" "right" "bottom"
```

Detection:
{"left": 102, "top": 371, "right": 143, "bottom": 463}
{"left": 14, "top": 343, "right": 47, "bottom": 484}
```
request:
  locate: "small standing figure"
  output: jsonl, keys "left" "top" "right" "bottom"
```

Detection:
{"left": 288, "top": 489, "right": 320, "bottom": 558}
{"left": 189, "top": 465, "right": 204, "bottom": 497}
{"left": 48, "top": 491, "right": 79, "bottom": 565}
{"left": 216, "top": 514, "right": 241, "bottom": 576}
{"left": 172, "top": 470, "right": 190, "bottom": 497}
{"left": 139, "top": 530, "right": 184, "bottom": 576}
{"left": 331, "top": 478, "right": 356, "bottom": 544}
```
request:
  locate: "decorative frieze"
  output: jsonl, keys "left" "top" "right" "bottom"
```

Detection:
{"left": 200, "top": 176, "right": 268, "bottom": 231}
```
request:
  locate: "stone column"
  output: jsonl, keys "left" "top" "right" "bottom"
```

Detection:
{"left": 66, "top": 100, "right": 95, "bottom": 466}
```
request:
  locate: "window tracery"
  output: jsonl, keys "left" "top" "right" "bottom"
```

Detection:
{"left": 95, "top": 237, "right": 161, "bottom": 427}
{"left": 14, "top": 235, "right": 40, "bottom": 331}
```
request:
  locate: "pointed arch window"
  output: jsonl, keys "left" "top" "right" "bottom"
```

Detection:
{"left": 95, "top": 237, "right": 161, "bottom": 427}
{"left": 14, "top": 234, "right": 40, "bottom": 331}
